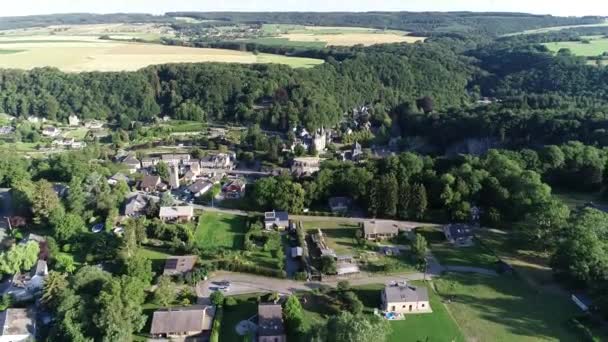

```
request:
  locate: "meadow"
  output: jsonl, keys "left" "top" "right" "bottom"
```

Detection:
{"left": 194, "top": 212, "right": 248, "bottom": 250}
{"left": 246, "top": 24, "right": 425, "bottom": 47}
{"left": 544, "top": 38, "right": 608, "bottom": 57}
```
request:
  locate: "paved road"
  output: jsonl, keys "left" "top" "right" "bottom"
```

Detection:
{"left": 196, "top": 270, "right": 431, "bottom": 304}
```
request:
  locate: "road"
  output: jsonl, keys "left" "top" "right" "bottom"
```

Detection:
{"left": 196, "top": 270, "right": 432, "bottom": 304}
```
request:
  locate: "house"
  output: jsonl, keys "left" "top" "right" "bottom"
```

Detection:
{"left": 27, "top": 116, "right": 41, "bottom": 124}
{"left": 336, "top": 261, "right": 360, "bottom": 275}
{"left": 200, "top": 153, "right": 234, "bottom": 170}
{"left": 124, "top": 195, "right": 148, "bottom": 217}
{"left": 0, "top": 126, "right": 14, "bottom": 135}
{"left": 363, "top": 221, "right": 402, "bottom": 241}
{"left": 264, "top": 211, "right": 289, "bottom": 230}
{"left": 291, "top": 157, "right": 322, "bottom": 177}
{"left": 138, "top": 175, "right": 161, "bottom": 192}
{"left": 182, "top": 170, "right": 197, "bottom": 183}
{"left": 150, "top": 306, "right": 215, "bottom": 338}
{"left": 68, "top": 114, "right": 80, "bottom": 126}
{"left": 159, "top": 206, "right": 194, "bottom": 222}
{"left": 107, "top": 173, "right": 129, "bottom": 186}
{"left": 222, "top": 179, "right": 246, "bottom": 199}
{"left": 328, "top": 197, "right": 352, "bottom": 213}
{"left": 0, "top": 308, "right": 36, "bottom": 342}
{"left": 141, "top": 157, "right": 160, "bottom": 169}
{"left": 188, "top": 180, "right": 213, "bottom": 197}
{"left": 341, "top": 142, "right": 364, "bottom": 161}
{"left": 69, "top": 141, "right": 86, "bottom": 149}
{"left": 163, "top": 255, "right": 197, "bottom": 276}
{"left": 382, "top": 282, "right": 431, "bottom": 314}
{"left": 8, "top": 260, "right": 48, "bottom": 300}
{"left": 120, "top": 155, "right": 141, "bottom": 173}
{"left": 257, "top": 303, "right": 287, "bottom": 342}
{"left": 84, "top": 120, "right": 104, "bottom": 129}
{"left": 41, "top": 126, "right": 61, "bottom": 137}
{"left": 443, "top": 224, "right": 474, "bottom": 247}
{"left": 161, "top": 154, "right": 190, "bottom": 166}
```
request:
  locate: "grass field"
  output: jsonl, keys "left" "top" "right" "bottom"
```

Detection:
{"left": 544, "top": 38, "right": 608, "bottom": 56}
{"left": 250, "top": 24, "right": 425, "bottom": 47}
{"left": 220, "top": 294, "right": 263, "bottom": 342}
{"left": 507, "top": 21, "right": 608, "bottom": 36}
{"left": 195, "top": 212, "right": 248, "bottom": 250}
{"left": 0, "top": 39, "right": 323, "bottom": 72}
{"left": 434, "top": 273, "right": 584, "bottom": 341}
{"left": 553, "top": 189, "right": 608, "bottom": 210}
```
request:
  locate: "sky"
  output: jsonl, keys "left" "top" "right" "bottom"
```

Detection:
{"left": 2, "top": 0, "right": 608, "bottom": 17}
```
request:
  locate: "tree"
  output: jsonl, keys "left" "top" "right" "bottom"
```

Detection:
{"left": 42, "top": 271, "right": 69, "bottom": 308}
{"left": 156, "top": 161, "right": 169, "bottom": 180}
{"left": 283, "top": 295, "right": 304, "bottom": 336}
{"left": 0, "top": 241, "right": 40, "bottom": 276}
{"left": 159, "top": 191, "right": 175, "bottom": 207}
{"left": 55, "top": 253, "right": 77, "bottom": 273}
{"left": 210, "top": 291, "right": 225, "bottom": 306}
{"left": 154, "top": 276, "right": 175, "bottom": 307}
{"left": 411, "top": 233, "right": 428, "bottom": 270}
{"left": 124, "top": 253, "right": 153, "bottom": 286}
{"left": 320, "top": 255, "right": 337, "bottom": 275}
{"left": 326, "top": 312, "right": 391, "bottom": 342}
{"left": 378, "top": 173, "right": 398, "bottom": 217}
{"left": 337, "top": 280, "right": 351, "bottom": 292}
{"left": 31, "top": 179, "right": 62, "bottom": 224}
{"left": 95, "top": 276, "right": 147, "bottom": 342}
{"left": 341, "top": 291, "right": 364, "bottom": 314}
{"left": 53, "top": 213, "right": 85, "bottom": 242}
{"left": 410, "top": 183, "right": 428, "bottom": 220}
{"left": 66, "top": 177, "right": 86, "bottom": 215}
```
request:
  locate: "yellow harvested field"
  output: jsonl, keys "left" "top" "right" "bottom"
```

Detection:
{"left": 0, "top": 40, "right": 323, "bottom": 72}
{"left": 279, "top": 32, "right": 425, "bottom": 46}
{"left": 0, "top": 23, "right": 175, "bottom": 40}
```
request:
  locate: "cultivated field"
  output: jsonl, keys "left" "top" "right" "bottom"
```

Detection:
{"left": 544, "top": 38, "right": 608, "bottom": 57}
{"left": 0, "top": 39, "right": 323, "bottom": 72}
{"left": 507, "top": 20, "right": 608, "bottom": 36}
{"left": 0, "top": 23, "right": 176, "bottom": 41}
{"left": 252, "top": 24, "right": 425, "bottom": 47}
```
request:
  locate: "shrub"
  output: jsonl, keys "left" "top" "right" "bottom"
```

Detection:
{"left": 294, "top": 271, "right": 308, "bottom": 281}
{"left": 225, "top": 297, "right": 237, "bottom": 306}
{"left": 209, "top": 306, "right": 223, "bottom": 342}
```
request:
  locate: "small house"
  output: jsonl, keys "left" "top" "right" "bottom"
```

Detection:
{"left": 141, "top": 157, "right": 159, "bottom": 169}
{"left": 0, "top": 308, "right": 36, "bottom": 341}
{"left": 161, "top": 154, "right": 190, "bottom": 166}
{"left": 363, "top": 221, "right": 401, "bottom": 241}
{"left": 68, "top": 114, "right": 80, "bottom": 127}
{"left": 443, "top": 224, "right": 474, "bottom": 247}
{"left": 222, "top": 179, "right": 246, "bottom": 199}
{"left": 188, "top": 180, "right": 213, "bottom": 198}
{"left": 257, "top": 303, "right": 287, "bottom": 342}
{"left": 264, "top": 211, "right": 289, "bottom": 230}
{"left": 150, "top": 306, "right": 214, "bottom": 338}
{"left": 8, "top": 260, "right": 48, "bottom": 300}
{"left": 163, "top": 255, "right": 197, "bottom": 276}
{"left": 41, "top": 126, "right": 61, "bottom": 137}
{"left": 200, "top": 153, "right": 234, "bottom": 170}
{"left": 182, "top": 170, "right": 197, "bottom": 183}
{"left": 107, "top": 173, "right": 129, "bottom": 186}
{"left": 138, "top": 175, "right": 161, "bottom": 192}
{"left": 159, "top": 206, "right": 194, "bottom": 222}
{"left": 291, "top": 157, "right": 322, "bottom": 177}
{"left": 120, "top": 155, "right": 141, "bottom": 173}
{"left": 124, "top": 194, "right": 148, "bottom": 217}
{"left": 382, "top": 282, "right": 431, "bottom": 314}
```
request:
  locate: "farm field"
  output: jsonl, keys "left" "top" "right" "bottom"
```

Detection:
{"left": 434, "top": 273, "right": 585, "bottom": 342}
{"left": 0, "top": 39, "right": 323, "bottom": 72}
{"left": 544, "top": 38, "right": 608, "bottom": 56}
{"left": 508, "top": 21, "right": 608, "bottom": 36}
{"left": 0, "top": 23, "right": 176, "bottom": 41}
{"left": 247, "top": 24, "right": 425, "bottom": 47}
{"left": 194, "top": 212, "right": 248, "bottom": 250}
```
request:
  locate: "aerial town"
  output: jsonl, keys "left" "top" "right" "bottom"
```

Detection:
{"left": 1, "top": 3, "right": 608, "bottom": 342}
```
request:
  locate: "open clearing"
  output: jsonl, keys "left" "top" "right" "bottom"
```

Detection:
{"left": 194, "top": 212, "right": 247, "bottom": 250}
{"left": 0, "top": 39, "right": 323, "bottom": 71}
{"left": 251, "top": 24, "right": 425, "bottom": 47}
{"left": 435, "top": 273, "right": 583, "bottom": 341}
{"left": 544, "top": 38, "right": 608, "bottom": 57}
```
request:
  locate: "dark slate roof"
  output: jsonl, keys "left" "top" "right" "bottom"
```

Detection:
{"left": 257, "top": 303, "right": 285, "bottom": 336}
{"left": 264, "top": 211, "right": 288, "bottom": 222}
{"left": 384, "top": 284, "right": 429, "bottom": 303}
{"left": 150, "top": 306, "right": 213, "bottom": 334}
{"left": 163, "top": 255, "right": 197, "bottom": 275}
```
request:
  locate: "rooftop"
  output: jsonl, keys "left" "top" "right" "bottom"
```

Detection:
{"left": 258, "top": 303, "right": 285, "bottom": 336}
{"left": 159, "top": 206, "right": 194, "bottom": 218}
{"left": 163, "top": 255, "right": 197, "bottom": 274}
{"left": 265, "top": 211, "right": 289, "bottom": 222}
{"left": 150, "top": 306, "right": 214, "bottom": 334}
{"left": 363, "top": 220, "right": 400, "bottom": 235}
{"left": 384, "top": 283, "right": 429, "bottom": 303}
{"left": 0, "top": 308, "right": 36, "bottom": 337}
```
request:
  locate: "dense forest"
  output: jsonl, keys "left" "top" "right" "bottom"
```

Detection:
{"left": 166, "top": 11, "right": 602, "bottom": 37}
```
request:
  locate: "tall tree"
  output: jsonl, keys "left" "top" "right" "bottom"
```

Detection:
{"left": 410, "top": 183, "right": 428, "bottom": 220}
{"left": 31, "top": 179, "right": 62, "bottom": 224}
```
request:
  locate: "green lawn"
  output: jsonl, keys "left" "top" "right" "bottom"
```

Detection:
{"left": 64, "top": 127, "right": 89, "bottom": 139}
{"left": 195, "top": 212, "right": 248, "bottom": 250}
{"left": 434, "top": 273, "right": 585, "bottom": 342}
{"left": 139, "top": 246, "right": 172, "bottom": 274}
{"left": 221, "top": 295, "right": 261, "bottom": 342}
{"left": 416, "top": 226, "right": 500, "bottom": 269}
{"left": 544, "top": 38, "right": 608, "bottom": 56}
{"left": 553, "top": 189, "right": 608, "bottom": 210}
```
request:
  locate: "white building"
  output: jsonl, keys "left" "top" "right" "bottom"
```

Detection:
{"left": 68, "top": 114, "right": 80, "bottom": 127}
{"left": 0, "top": 308, "right": 36, "bottom": 342}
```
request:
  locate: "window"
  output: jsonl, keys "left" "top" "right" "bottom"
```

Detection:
{"left": 402, "top": 305, "right": 406, "bottom": 308}
{"left": 421, "top": 304, "right": 425, "bottom": 307}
